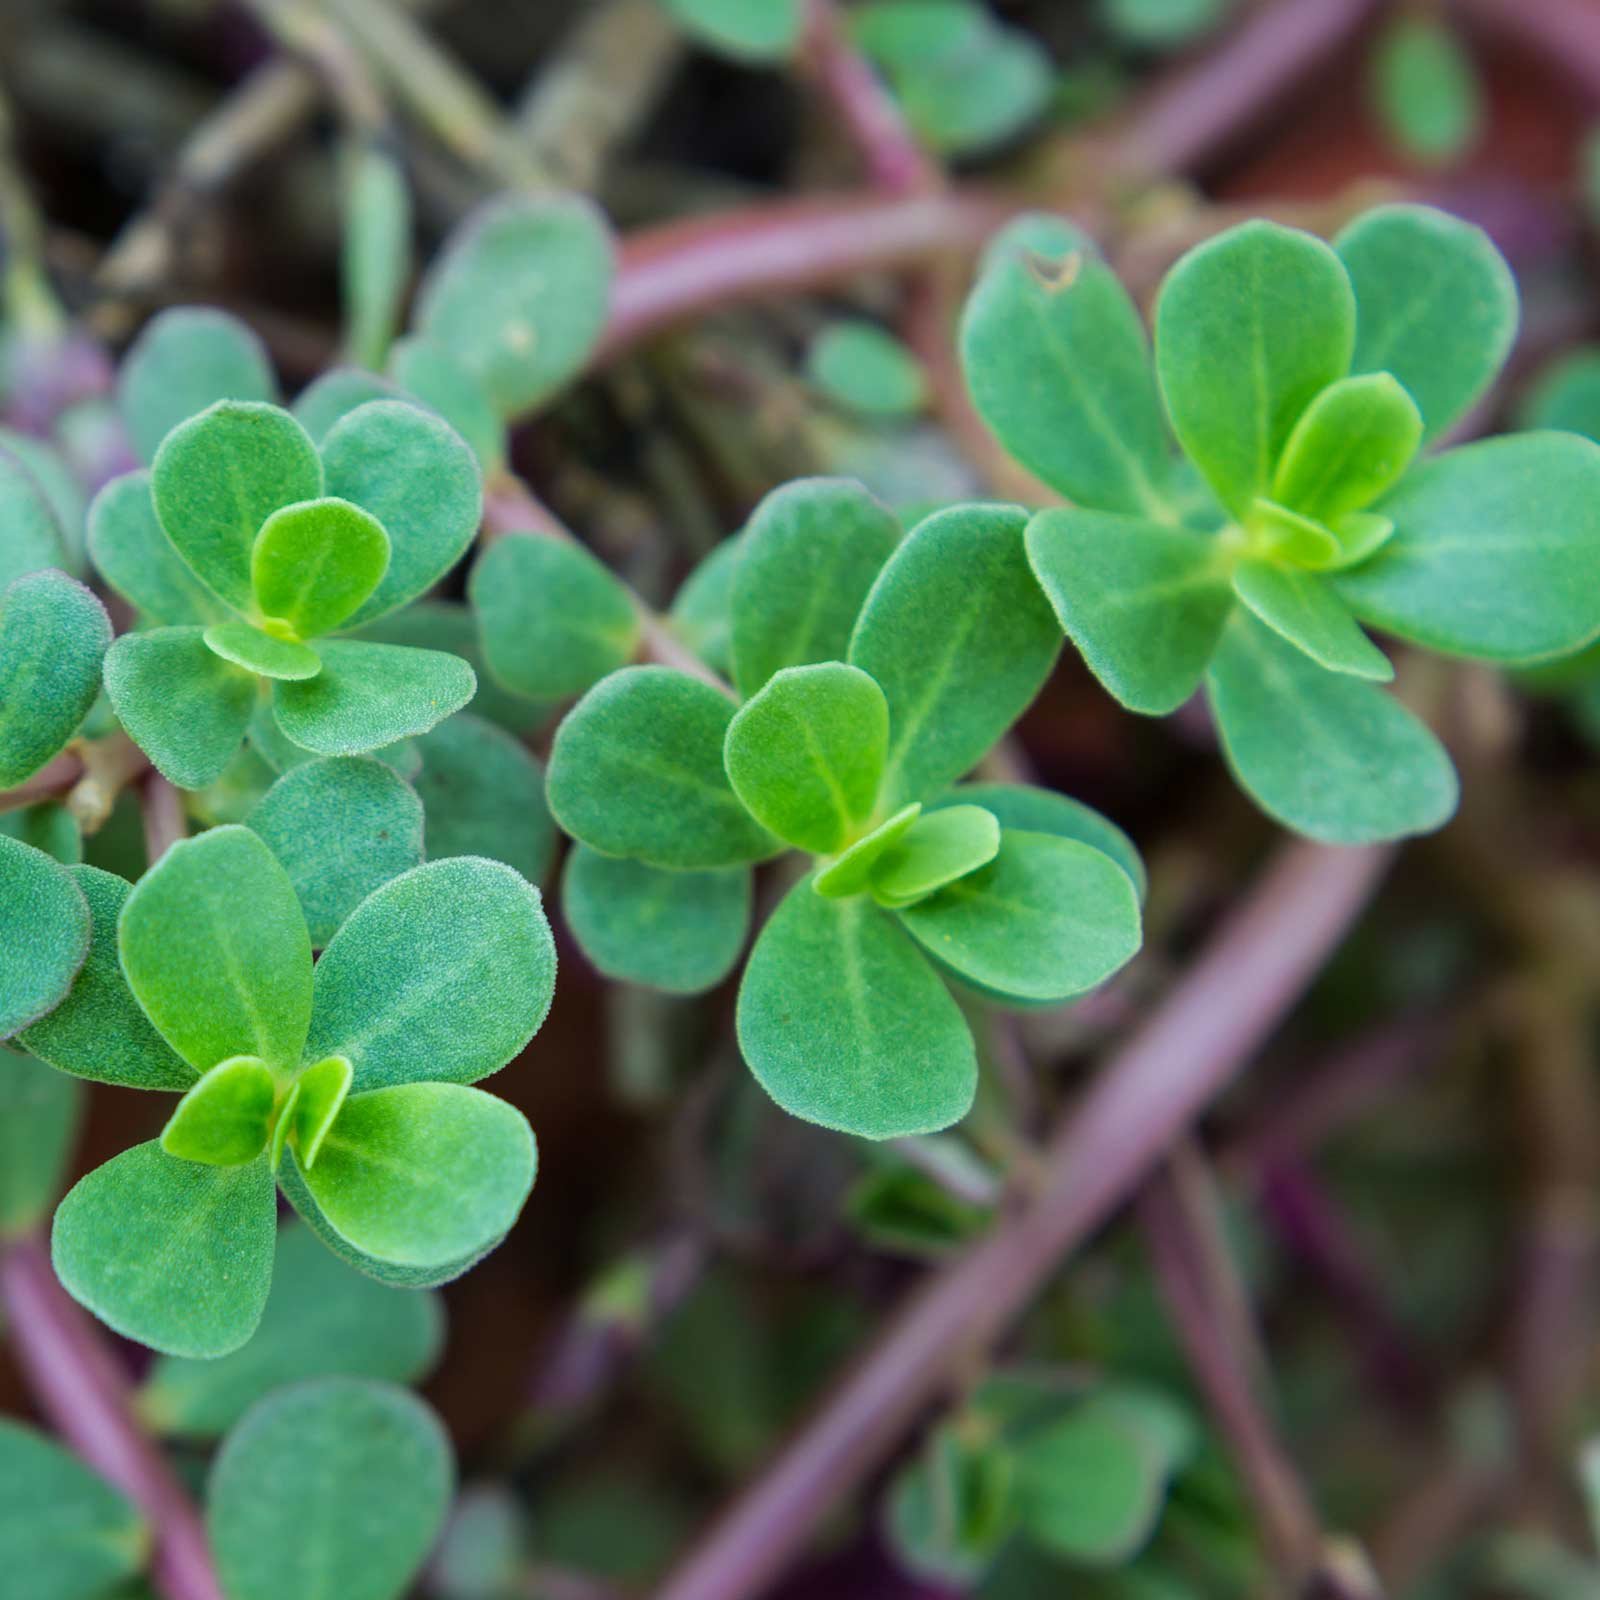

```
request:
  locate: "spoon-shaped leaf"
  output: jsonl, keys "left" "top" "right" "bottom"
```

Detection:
{"left": 203, "top": 621, "right": 322, "bottom": 680}
{"left": 1270, "top": 372, "right": 1422, "bottom": 523}
{"left": 88, "top": 470, "right": 230, "bottom": 625}
{"left": 0, "top": 834, "right": 90, "bottom": 1040}
{"left": 160, "top": 1055, "right": 277, "bottom": 1166}
{"left": 0, "top": 445, "right": 68, "bottom": 589}
{"left": 869, "top": 804, "right": 999, "bottom": 909}
{"left": 1231, "top": 559, "right": 1392, "bottom": 681}
{"left": 251, "top": 497, "right": 390, "bottom": 638}
{"left": 0, "top": 1048, "right": 83, "bottom": 1237}
{"left": 272, "top": 640, "right": 475, "bottom": 755}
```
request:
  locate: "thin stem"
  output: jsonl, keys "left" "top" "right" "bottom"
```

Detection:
{"left": 0, "top": 1235, "right": 223, "bottom": 1600}
{"left": 0, "top": 751, "right": 85, "bottom": 815}
{"left": 140, "top": 773, "right": 188, "bottom": 866}
{"left": 653, "top": 838, "right": 1393, "bottom": 1600}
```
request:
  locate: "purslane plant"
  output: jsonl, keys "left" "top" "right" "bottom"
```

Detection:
{"left": 545, "top": 480, "right": 1145, "bottom": 1140}
{"left": 961, "top": 203, "right": 1600, "bottom": 843}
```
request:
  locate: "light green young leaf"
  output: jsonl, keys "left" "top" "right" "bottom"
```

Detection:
{"left": 118, "top": 307, "right": 276, "bottom": 466}
{"left": 724, "top": 663, "right": 888, "bottom": 854}
{"left": 305, "top": 856, "right": 555, "bottom": 1091}
{"left": 0, "top": 834, "right": 90, "bottom": 1040}
{"left": 289, "top": 1055, "right": 354, "bottom": 1170}
{"left": 547, "top": 667, "right": 780, "bottom": 869}
{"left": 161, "top": 1055, "right": 276, "bottom": 1166}
{"left": 0, "top": 1047, "right": 82, "bottom": 1236}
{"left": 320, "top": 400, "right": 482, "bottom": 625}
{"left": 203, "top": 620, "right": 323, "bottom": 680}
{"left": 1371, "top": 15, "right": 1482, "bottom": 167}
{"left": 342, "top": 137, "right": 411, "bottom": 372}
{"left": 1252, "top": 498, "right": 1341, "bottom": 568}
{"left": 1270, "top": 372, "right": 1422, "bottom": 524}
{"left": 251, "top": 497, "right": 390, "bottom": 638}
{"left": 139, "top": 1221, "right": 444, "bottom": 1439}
{"left": 53, "top": 1142, "right": 276, "bottom": 1357}
{"left": 807, "top": 321, "right": 927, "bottom": 417}
{"left": 1232, "top": 559, "right": 1392, "bottom": 681}
{"left": 0, "top": 444, "right": 68, "bottom": 589}
{"left": 291, "top": 368, "right": 400, "bottom": 444}
{"left": 414, "top": 194, "right": 615, "bottom": 418}
{"left": 730, "top": 478, "right": 900, "bottom": 697}
{"left": 19, "top": 866, "right": 194, "bottom": 1090}
{"left": 1026, "top": 508, "right": 1232, "bottom": 714}
{"left": 960, "top": 214, "right": 1174, "bottom": 515}
{"left": 272, "top": 640, "right": 476, "bottom": 755}
{"left": 1336, "top": 203, "right": 1517, "bottom": 441}
{"left": 736, "top": 882, "right": 976, "bottom": 1138}
{"left": 249, "top": 756, "right": 424, "bottom": 947}
{"left": 813, "top": 801, "right": 922, "bottom": 899}
{"left": 850, "top": 504, "right": 1058, "bottom": 806}
{"left": 299, "top": 1083, "right": 536, "bottom": 1268}
{"left": 0, "top": 1419, "right": 147, "bottom": 1600}
{"left": 0, "top": 569, "right": 110, "bottom": 787}
{"left": 1155, "top": 220, "right": 1355, "bottom": 517}
{"left": 1334, "top": 432, "right": 1600, "bottom": 663}
{"left": 119, "top": 824, "right": 313, "bottom": 1074}
{"left": 563, "top": 846, "right": 750, "bottom": 995}
{"left": 869, "top": 804, "right": 999, "bottom": 908}
{"left": 388, "top": 335, "right": 504, "bottom": 473}
{"left": 662, "top": 0, "right": 802, "bottom": 60}
{"left": 151, "top": 401, "right": 322, "bottom": 613}
{"left": 207, "top": 1379, "right": 453, "bottom": 1600}
{"left": 469, "top": 533, "right": 639, "bottom": 700}
{"left": 1206, "top": 608, "right": 1458, "bottom": 843}
{"left": 87, "top": 470, "right": 230, "bottom": 624}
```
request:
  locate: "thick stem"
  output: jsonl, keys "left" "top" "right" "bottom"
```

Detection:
{"left": 653, "top": 838, "right": 1392, "bottom": 1600}
{"left": 139, "top": 773, "right": 188, "bottom": 866}
{"left": 0, "top": 751, "right": 84, "bottom": 815}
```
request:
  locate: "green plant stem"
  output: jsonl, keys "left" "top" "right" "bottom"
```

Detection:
{"left": 653, "top": 837, "right": 1393, "bottom": 1600}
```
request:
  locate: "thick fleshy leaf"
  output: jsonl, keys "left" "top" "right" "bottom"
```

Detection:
{"left": 562, "top": 846, "right": 750, "bottom": 994}
{"left": 1206, "top": 608, "right": 1458, "bottom": 843}
{"left": 736, "top": 881, "right": 976, "bottom": 1138}
{"left": 669, "top": 535, "right": 741, "bottom": 679}
{"left": 869, "top": 804, "right": 999, "bottom": 909}
{"left": 663, "top": 0, "right": 802, "bottom": 58}
{"left": 320, "top": 401, "right": 482, "bottom": 625}
{"left": 0, "top": 569, "right": 110, "bottom": 786}
{"left": 119, "top": 825, "right": 313, "bottom": 1074}
{"left": 288, "top": 1055, "right": 353, "bottom": 1170}
{"left": 273, "top": 640, "right": 475, "bottom": 755}
{"left": 53, "top": 1142, "right": 276, "bottom": 1357}
{"left": 0, "top": 444, "right": 68, "bottom": 588}
{"left": 0, "top": 1420, "right": 147, "bottom": 1599}
{"left": 305, "top": 856, "right": 555, "bottom": 1091}
{"left": 118, "top": 307, "right": 276, "bottom": 465}
{"left": 18, "top": 866, "right": 194, "bottom": 1089}
{"left": 342, "top": 137, "right": 410, "bottom": 370}
{"left": 414, "top": 194, "right": 615, "bottom": 418}
{"left": 0, "top": 802, "right": 81, "bottom": 863}
{"left": 813, "top": 802, "right": 922, "bottom": 899}
{"left": 389, "top": 335, "right": 504, "bottom": 472}
{"left": 0, "top": 429, "right": 86, "bottom": 574}
{"left": 151, "top": 401, "right": 322, "bottom": 613}
{"left": 139, "top": 1221, "right": 444, "bottom": 1438}
{"left": 251, "top": 497, "right": 390, "bottom": 637}
{"left": 807, "top": 321, "right": 927, "bottom": 417}
{"left": 730, "top": 478, "right": 901, "bottom": 696}
{"left": 1026, "top": 508, "right": 1232, "bottom": 715}
{"left": 1232, "top": 559, "right": 1393, "bottom": 680}
{"left": 0, "top": 1047, "right": 83, "bottom": 1235}
{"left": 300, "top": 1083, "right": 536, "bottom": 1267}
{"left": 203, "top": 620, "right": 323, "bottom": 680}
{"left": 886, "top": 1422, "right": 1016, "bottom": 1588}
{"left": 292, "top": 368, "right": 400, "bottom": 443}
{"left": 104, "top": 626, "right": 255, "bottom": 788}
{"left": 1372, "top": 14, "right": 1482, "bottom": 167}
{"left": 1519, "top": 349, "right": 1600, "bottom": 439}
{"left": 960, "top": 214, "right": 1174, "bottom": 516}
{"left": 0, "top": 834, "right": 90, "bottom": 1040}
{"left": 161, "top": 1055, "right": 276, "bottom": 1166}
{"left": 87, "top": 470, "right": 230, "bottom": 624}
{"left": 1336, "top": 203, "right": 1517, "bottom": 441}
{"left": 724, "top": 663, "right": 888, "bottom": 854}
{"left": 1270, "top": 373, "right": 1423, "bottom": 523}
{"left": 899, "top": 829, "right": 1142, "bottom": 1001}
{"left": 547, "top": 667, "right": 780, "bottom": 869}
{"left": 850, "top": 504, "right": 1058, "bottom": 806}
{"left": 1334, "top": 432, "right": 1600, "bottom": 663}
{"left": 1155, "top": 220, "right": 1355, "bottom": 517}
{"left": 469, "top": 533, "right": 639, "bottom": 700}
{"left": 207, "top": 1379, "right": 453, "bottom": 1600}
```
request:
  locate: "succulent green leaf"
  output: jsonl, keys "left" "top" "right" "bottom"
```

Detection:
{"left": 119, "top": 825, "right": 313, "bottom": 1073}
{"left": 1326, "top": 510, "right": 1397, "bottom": 571}
{"left": 869, "top": 804, "right": 999, "bottom": 909}
{"left": 320, "top": 400, "right": 482, "bottom": 625}
{"left": 850, "top": 504, "right": 1058, "bottom": 806}
{"left": 548, "top": 667, "right": 780, "bottom": 869}
{"left": 203, "top": 620, "right": 323, "bottom": 680}
{"left": 0, "top": 429, "right": 86, "bottom": 574}
{"left": 736, "top": 881, "right": 976, "bottom": 1138}
{"left": 1100, "top": 0, "right": 1234, "bottom": 47}
{"left": 562, "top": 846, "right": 750, "bottom": 994}
{"left": 470, "top": 533, "right": 640, "bottom": 700}
{"left": 1334, "top": 432, "right": 1600, "bottom": 663}
{"left": 1336, "top": 203, "right": 1517, "bottom": 441}
{"left": 305, "top": 856, "right": 555, "bottom": 1091}
{"left": 0, "top": 569, "right": 110, "bottom": 787}
{"left": 669, "top": 535, "right": 741, "bottom": 679}
{"left": 807, "top": 321, "right": 927, "bottom": 417}
{"left": 299, "top": 1083, "right": 536, "bottom": 1268}
{"left": 150, "top": 401, "right": 322, "bottom": 613}
{"left": 0, "top": 802, "right": 81, "bottom": 864}
{"left": 724, "top": 663, "right": 888, "bottom": 854}
{"left": 87, "top": 470, "right": 230, "bottom": 624}
{"left": 0, "top": 1047, "right": 83, "bottom": 1235}
{"left": 292, "top": 368, "right": 400, "bottom": 444}
{"left": 0, "top": 444, "right": 68, "bottom": 588}
{"left": 661, "top": 0, "right": 802, "bottom": 60}
{"left": 813, "top": 801, "right": 922, "bottom": 899}
{"left": 0, "top": 1419, "right": 147, "bottom": 1599}
{"left": 730, "top": 478, "right": 900, "bottom": 697}
{"left": 1251, "top": 498, "right": 1342, "bottom": 568}
{"left": 118, "top": 307, "right": 276, "bottom": 466}
{"left": 1026, "top": 508, "right": 1232, "bottom": 715}
{"left": 342, "top": 137, "right": 411, "bottom": 371}
{"left": 248, "top": 756, "right": 425, "bottom": 947}
{"left": 847, "top": 1151, "right": 992, "bottom": 1260}
{"left": 250, "top": 496, "right": 391, "bottom": 638}
{"left": 882, "top": 18, "right": 1052, "bottom": 156}
{"left": 53, "top": 1142, "right": 276, "bottom": 1357}
{"left": 103, "top": 626, "right": 255, "bottom": 789}
{"left": 290, "top": 1055, "right": 354, "bottom": 1170}
{"left": 1519, "top": 349, "right": 1600, "bottom": 439}
{"left": 886, "top": 1422, "right": 1016, "bottom": 1587}
{"left": 388, "top": 335, "right": 504, "bottom": 473}
{"left": 1371, "top": 16, "right": 1482, "bottom": 167}
{"left": 414, "top": 194, "right": 615, "bottom": 418}
{"left": 1231, "top": 559, "right": 1392, "bottom": 681}
{"left": 272, "top": 639, "right": 475, "bottom": 755}
{"left": 160, "top": 1055, "right": 276, "bottom": 1166}
{"left": 960, "top": 214, "right": 1174, "bottom": 515}
{"left": 1206, "top": 608, "right": 1458, "bottom": 843}
{"left": 0, "top": 834, "right": 90, "bottom": 1040}
{"left": 1155, "top": 220, "right": 1355, "bottom": 517}
{"left": 1270, "top": 373, "right": 1423, "bottom": 523}
{"left": 207, "top": 1378, "right": 453, "bottom": 1600}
